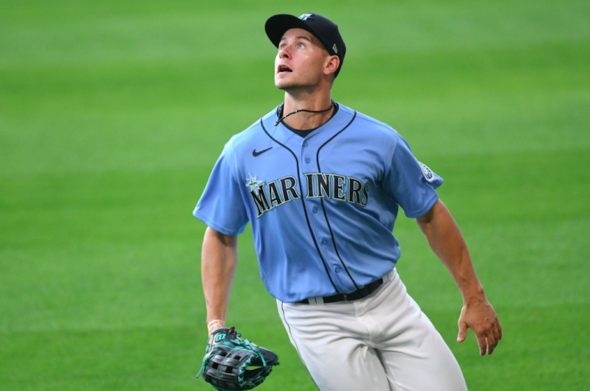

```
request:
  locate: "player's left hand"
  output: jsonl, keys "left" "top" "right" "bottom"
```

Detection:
{"left": 197, "top": 326, "right": 280, "bottom": 390}
{"left": 457, "top": 297, "right": 502, "bottom": 356}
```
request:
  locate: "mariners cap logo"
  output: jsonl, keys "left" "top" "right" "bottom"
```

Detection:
{"left": 299, "top": 13, "right": 313, "bottom": 21}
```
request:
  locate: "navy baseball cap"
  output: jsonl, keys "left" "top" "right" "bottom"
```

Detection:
{"left": 265, "top": 13, "right": 346, "bottom": 77}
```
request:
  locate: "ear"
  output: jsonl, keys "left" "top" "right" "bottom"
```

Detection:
{"left": 323, "top": 55, "right": 340, "bottom": 77}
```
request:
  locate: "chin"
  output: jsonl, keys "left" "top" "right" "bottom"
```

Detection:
{"left": 275, "top": 79, "right": 296, "bottom": 91}
{"left": 275, "top": 78, "right": 316, "bottom": 92}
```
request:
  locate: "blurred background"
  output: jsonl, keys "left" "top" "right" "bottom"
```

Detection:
{"left": 1, "top": 0, "right": 588, "bottom": 390}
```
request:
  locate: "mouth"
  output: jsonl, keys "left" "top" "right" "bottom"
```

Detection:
{"left": 277, "top": 64, "right": 293, "bottom": 74}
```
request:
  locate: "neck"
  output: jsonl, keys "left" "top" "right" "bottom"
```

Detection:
{"left": 281, "top": 93, "right": 334, "bottom": 130}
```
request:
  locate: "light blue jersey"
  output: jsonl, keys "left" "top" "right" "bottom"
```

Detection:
{"left": 194, "top": 103, "right": 442, "bottom": 302}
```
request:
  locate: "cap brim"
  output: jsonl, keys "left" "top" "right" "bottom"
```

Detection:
{"left": 265, "top": 14, "right": 326, "bottom": 51}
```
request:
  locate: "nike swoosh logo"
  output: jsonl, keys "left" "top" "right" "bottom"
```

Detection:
{"left": 253, "top": 147, "right": 273, "bottom": 157}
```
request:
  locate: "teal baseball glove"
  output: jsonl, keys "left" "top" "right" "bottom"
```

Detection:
{"left": 197, "top": 327, "right": 279, "bottom": 390}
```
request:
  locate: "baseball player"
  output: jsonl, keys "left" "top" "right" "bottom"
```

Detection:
{"left": 194, "top": 12, "right": 502, "bottom": 390}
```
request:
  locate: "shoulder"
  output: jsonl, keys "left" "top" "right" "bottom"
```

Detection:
{"left": 340, "top": 104, "right": 404, "bottom": 147}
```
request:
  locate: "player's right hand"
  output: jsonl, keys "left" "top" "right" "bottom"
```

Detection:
{"left": 457, "top": 297, "right": 502, "bottom": 356}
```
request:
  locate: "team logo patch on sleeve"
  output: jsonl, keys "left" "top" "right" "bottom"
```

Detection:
{"left": 419, "top": 162, "right": 435, "bottom": 182}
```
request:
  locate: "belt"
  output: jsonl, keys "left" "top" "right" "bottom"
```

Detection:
{"left": 297, "top": 278, "right": 383, "bottom": 304}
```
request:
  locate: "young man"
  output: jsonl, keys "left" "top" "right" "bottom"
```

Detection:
{"left": 194, "top": 13, "right": 501, "bottom": 390}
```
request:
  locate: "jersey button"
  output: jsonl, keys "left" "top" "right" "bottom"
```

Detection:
{"left": 334, "top": 266, "right": 342, "bottom": 273}
{"left": 305, "top": 157, "right": 311, "bottom": 163}
{"left": 321, "top": 238, "right": 328, "bottom": 245}
{"left": 303, "top": 141, "right": 308, "bottom": 147}
{"left": 312, "top": 206, "right": 318, "bottom": 214}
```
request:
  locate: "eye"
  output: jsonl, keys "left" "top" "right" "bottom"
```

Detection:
{"left": 297, "top": 43, "right": 305, "bottom": 49}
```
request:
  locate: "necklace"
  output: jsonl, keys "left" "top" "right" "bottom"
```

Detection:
{"left": 274, "top": 100, "right": 334, "bottom": 126}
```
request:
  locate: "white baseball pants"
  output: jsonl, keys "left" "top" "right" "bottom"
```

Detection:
{"left": 277, "top": 269, "right": 468, "bottom": 391}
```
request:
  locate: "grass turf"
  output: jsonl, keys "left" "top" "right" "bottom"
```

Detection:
{"left": 1, "top": 0, "right": 589, "bottom": 389}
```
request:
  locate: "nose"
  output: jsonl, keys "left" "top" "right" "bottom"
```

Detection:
{"left": 278, "top": 45, "right": 290, "bottom": 59}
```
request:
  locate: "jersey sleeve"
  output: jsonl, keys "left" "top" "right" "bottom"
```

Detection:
{"left": 383, "top": 135, "right": 443, "bottom": 218}
{"left": 193, "top": 144, "right": 249, "bottom": 236}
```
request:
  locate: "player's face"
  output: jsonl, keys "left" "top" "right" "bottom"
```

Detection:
{"left": 274, "top": 28, "right": 330, "bottom": 91}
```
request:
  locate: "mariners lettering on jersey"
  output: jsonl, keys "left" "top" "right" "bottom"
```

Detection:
{"left": 246, "top": 172, "right": 370, "bottom": 218}
{"left": 246, "top": 173, "right": 300, "bottom": 218}
{"left": 304, "top": 172, "right": 370, "bottom": 207}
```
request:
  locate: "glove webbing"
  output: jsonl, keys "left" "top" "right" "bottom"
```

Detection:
{"left": 196, "top": 332, "right": 267, "bottom": 379}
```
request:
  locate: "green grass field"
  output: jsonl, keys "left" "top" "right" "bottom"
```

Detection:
{"left": 1, "top": 0, "right": 589, "bottom": 389}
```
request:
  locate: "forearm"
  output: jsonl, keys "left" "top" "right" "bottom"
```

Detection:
{"left": 201, "top": 227, "right": 238, "bottom": 331}
{"left": 416, "top": 199, "right": 484, "bottom": 303}
{"left": 417, "top": 199, "right": 502, "bottom": 354}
